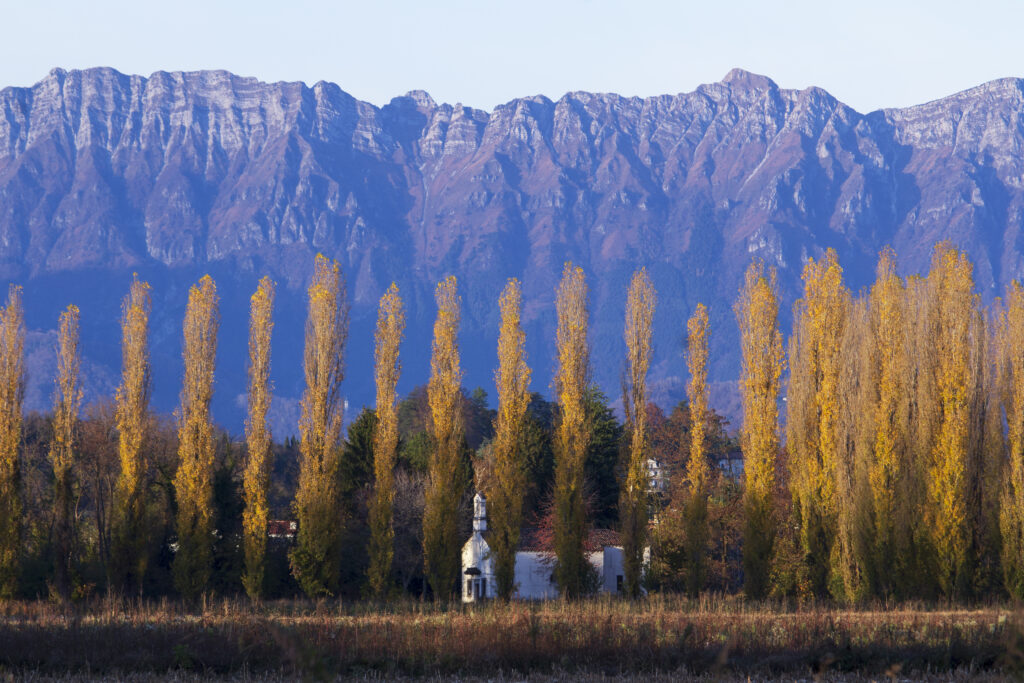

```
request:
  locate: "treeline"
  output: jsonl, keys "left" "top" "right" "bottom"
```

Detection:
{"left": 0, "top": 242, "right": 1021, "bottom": 604}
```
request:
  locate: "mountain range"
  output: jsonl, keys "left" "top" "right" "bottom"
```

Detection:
{"left": 1, "top": 66, "right": 1023, "bottom": 434}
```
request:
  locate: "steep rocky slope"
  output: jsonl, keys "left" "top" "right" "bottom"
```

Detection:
{"left": 2, "top": 67, "right": 1022, "bottom": 432}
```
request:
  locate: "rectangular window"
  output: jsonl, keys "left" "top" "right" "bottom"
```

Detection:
{"left": 466, "top": 579, "right": 472, "bottom": 597}
{"left": 616, "top": 575, "right": 624, "bottom": 592}
{"left": 481, "top": 578, "right": 486, "bottom": 598}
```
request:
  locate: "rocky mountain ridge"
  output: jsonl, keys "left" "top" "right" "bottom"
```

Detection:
{"left": 2, "top": 67, "right": 1022, "bottom": 432}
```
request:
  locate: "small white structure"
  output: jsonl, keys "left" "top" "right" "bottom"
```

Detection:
{"left": 646, "top": 458, "right": 667, "bottom": 493}
{"left": 461, "top": 493, "right": 496, "bottom": 602}
{"left": 461, "top": 492, "right": 630, "bottom": 602}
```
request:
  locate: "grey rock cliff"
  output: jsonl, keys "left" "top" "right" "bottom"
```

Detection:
{"left": 2, "top": 67, "right": 1022, "bottom": 430}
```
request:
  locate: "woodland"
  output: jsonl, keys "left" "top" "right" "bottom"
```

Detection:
{"left": 0, "top": 241, "right": 1018, "bottom": 611}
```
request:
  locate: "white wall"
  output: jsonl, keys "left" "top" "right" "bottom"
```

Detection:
{"left": 461, "top": 533, "right": 496, "bottom": 603}
{"left": 511, "top": 552, "right": 559, "bottom": 600}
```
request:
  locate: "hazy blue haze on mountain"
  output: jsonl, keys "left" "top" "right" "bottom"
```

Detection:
{"left": 1, "top": 67, "right": 1023, "bottom": 433}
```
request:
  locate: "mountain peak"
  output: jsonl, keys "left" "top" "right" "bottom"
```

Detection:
{"left": 403, "top": 89, "right": 436, "bottom": 109}
{"left": 721, "top": 68, "right": 776, "bottom": 90}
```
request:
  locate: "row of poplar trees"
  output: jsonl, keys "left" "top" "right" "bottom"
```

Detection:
{"left": 2, "top": 240, "right": 1024, "bottom": 602}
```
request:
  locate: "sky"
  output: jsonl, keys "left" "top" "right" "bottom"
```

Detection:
{"left": 1, "top": 0, "right": 1022, "bottom": 113}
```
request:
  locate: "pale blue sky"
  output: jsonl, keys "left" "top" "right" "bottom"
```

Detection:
{"left": 2, "top": 0, "right": 1022, "bottom": 112}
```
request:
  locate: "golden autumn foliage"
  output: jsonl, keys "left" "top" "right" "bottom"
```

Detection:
{"left": 173, "top": 275, "right": 220, "bottom": 600}
{"left": 786, "top": 248, "right": 850, "bottom": 598}
{"left": 50, "top": 305, "right": 83, "bottom": 602}
{"left": 5, "top": 237, "right": 1024, "bottom": 606}
{"left": 112, "top": 275, "right": 151, "bottom": 594}
{"left": 423, "top": 275, "right": 465, "bottom": 600}
{"left": 368, "top": 282, "right": 405, "bottom": 598}
{"left": 242, "top": 276, "right": 275, "bottom": 600}
{"left": 553, "top": 263, "right": 591, "bottom": 598}
{"left": 291, "top": 255, "right": 348, "bottom": 598}
{"left": 924, "top": 244, "right": 977, "bottom": 597}
{"left": 735, "top": 261, "right": 784, "bottom": 599}
{"left": 999, "top": 281, "right": 1024, "bottom": 598}
{"left": 865, "top": 248, "right": 914, "bottom": 595}
{"left": 0, "top": 285, "right": 23, "bottom": 598}
{"left": 683, "top": 303, "right": 710, "bottom": 597}
{"left": 620, "top": 269, "right": 656, "bottom": 599}
{"left": 489, "top": 279, "right": 531, "bottom": 601}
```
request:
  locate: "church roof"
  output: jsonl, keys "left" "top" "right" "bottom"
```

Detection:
{"left": 517, "top": 527, "right": 621, "bottom": 553}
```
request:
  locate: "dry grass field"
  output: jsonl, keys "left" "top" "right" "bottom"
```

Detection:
{"left": 0, "top": 596, "right": 1022, "bottom": 679}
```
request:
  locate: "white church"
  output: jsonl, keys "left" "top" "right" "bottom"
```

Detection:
{"left": 461, "top": 492, "right": 628, "bottom": 602}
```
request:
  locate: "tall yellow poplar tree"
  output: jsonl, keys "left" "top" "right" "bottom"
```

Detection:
{"left": 554, "top": 263, "right": 592, "bottom": 598}
{"left": 50, "top": 305, "right": 83, "bottom": 601}
{"left": 0, "top": 285, "right": 24, "bottom": 598}
{"left": 291, "top": 254, "right": 348, "bottom": 597}
{"left": 925, "top": 243, "right": 977, "bottom": 597}
{"left": 972, "top": 305, "right": 1003, "bottom": 594}
{"left": 999, "top": 282, "right": 1024, "bottom": 596}
{"left": 866, "top": 248, "right": 912, "bottom": 595}
{"left": 173, "top": 275, "right": 220, "bottom": 600}
{"left": 735, "top": 261, "right": 784, "bottom": 599}
{"left": 833, "top": 297, "right": 874, "bottom": 602}
{"left": 367, "top": 282, "right": 405, "bottom": 598}
{"left": 905, "top": 272, "right": 939, "bottom": 596}
{"left": 242, "top": 276, "right": 275, "bottom": 600}
{"left": 620, "top": 268, "right": 656, "bottom": 598}
{"left": 112, "top": 275, "right": 151, "bottom": 594}
{"left": 786, "top": 248, "right": 850, "bottom": 598}
{"left": 423, "top": 275, "right": 465, "bottom": 600}
{"left": 489, "top": 279, "right": 531, "bottom": 601}
{"left": 683, "top": 303, "right": 710, "bottom": 597}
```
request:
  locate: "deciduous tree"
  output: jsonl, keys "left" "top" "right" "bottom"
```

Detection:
{"left": 242, "top": 276, "right": 275, "bottom": 600}
{"left": 925, "top": 243, "right": 977, "bottom": 597}
{"left": 173, "top": 275, "right": 219, "bottom": 600}
{"left": 368, "top": 283, "right": 405, "bottom": 598}
{"left": 683, "top": 303, "right": 710, "bottom": 597}
{"left": 735, "top": 261, "right": 784, "bottom": 599}
{"left": 620, "top": 269, "right": 656, "bottom": 598}
{"left": 489, "top": 279, "right": 531, "bottom": 601}
{"left": 50, "top": 305, "right": 83, "bottom": 602}
{"left": 291, "top": 255, "right": 348, "bottom": 597}
{"left": 998, "top": 282, "right": 1024, "bottom": 598}
{"left": 0, "top": 285, "right": 23, "bottom": 598}
{"left": 786, "top": 249, "right": 850, "bottom": 598}
{"left": 112, "top": 276, "right": 151, "bottom": 595}
{"left": 866, "top": 248, "right": 913, "bottom": 596}
{"left": 423, "top": 275, "right": 465, "bottom": 600}
{"left": 554, "top": 263, "right": 591, "bottom": 598}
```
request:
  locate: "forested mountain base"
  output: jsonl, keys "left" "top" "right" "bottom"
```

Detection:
{"left": 2, "top": 240, "right": 1024, "bottom": 607}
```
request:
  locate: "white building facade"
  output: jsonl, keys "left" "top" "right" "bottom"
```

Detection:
{"left": 461, "top": 493, "right": 629, "bottom": 603}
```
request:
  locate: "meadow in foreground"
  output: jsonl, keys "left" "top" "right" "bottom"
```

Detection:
{"left": 1, "top": 596, "right": 1023, "bottom": 679}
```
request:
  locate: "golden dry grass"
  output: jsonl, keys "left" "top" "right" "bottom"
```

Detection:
{"left": 0, "top": 595, "right": 1022, "bottom": 678}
